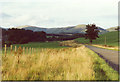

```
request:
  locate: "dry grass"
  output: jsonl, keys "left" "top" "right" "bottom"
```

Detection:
{"left": 59, "top": 40, "right": 82, "bottom": 47}
{"left": 2, "top": 41, "right": 118, "bottom": 80}
{"left": 91, "top": 44, "right": 118, "bottom": 51}
{"left": 2, "top": 45, "right": 95, "bottom": 80}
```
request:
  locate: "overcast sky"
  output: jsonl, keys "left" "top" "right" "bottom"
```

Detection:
{"left": 0, "top": 0, "right": 119, "bottom": 29}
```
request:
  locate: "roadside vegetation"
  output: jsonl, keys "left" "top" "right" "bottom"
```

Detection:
{"left": 2, "top": 41, "right": 119, "bottom": 80}
{"left": 86, "top": 47, "right": 119, "bottom": 80}
{"left": 90, "top": 44, "right": 118, "bottom": 51}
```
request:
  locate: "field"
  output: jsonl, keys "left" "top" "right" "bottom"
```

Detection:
{"left": 2, "top": 41, "right": 119, "bottom": 80}
{"left": 2, "top": 42, "right": 67, "bottom": 55}
{"left": 75, "top": 31, "right": 119, "bottom": 47}
{"left": 13, "top": 41, "right": 68, "bottom": 49}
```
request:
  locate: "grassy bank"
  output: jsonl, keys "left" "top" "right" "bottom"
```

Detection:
{"left": 75, "top": 31, "right": 119, "bottom": 47}
{"left": 90, "top": 44, "right": 118, "bottom": 51}
{"left": 86, "top": 48, "right": 119, "bottom": 80}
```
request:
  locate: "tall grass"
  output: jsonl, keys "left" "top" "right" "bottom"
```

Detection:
{"left": 2, "top": 45, "right": 95, "bottom": 80}
{"left": 2, "top": 41, "right": 119, "bottom": 80}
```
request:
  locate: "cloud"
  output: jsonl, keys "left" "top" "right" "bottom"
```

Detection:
{"left": 0, "top": 12, "right": 12, "bottom": 18}
{"left": 0, "top": 0, "right": 119, "bottom": 28}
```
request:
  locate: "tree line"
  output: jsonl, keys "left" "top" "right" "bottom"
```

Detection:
{"left": 2, "top": 28, "right": 85, "bottom": 46}
{"left": 2, "top": 28, "right": 46, "bottom": 46}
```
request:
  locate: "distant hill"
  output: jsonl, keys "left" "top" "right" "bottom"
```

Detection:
{"left": 23, "top": 26, "right": 47, "bottom": 32}
{"left": 106, "top": 26, "right": 118, "bottom": 32}
{"left": 16, "top": 24, "right": 108, "bottom": 34}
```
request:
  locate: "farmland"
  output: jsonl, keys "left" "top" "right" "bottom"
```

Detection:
{"left": 13, "top": 41, "right": 67, "bottom": 49}
{"left": 2, "top": 41, "right": 119, "bottom": 80}
{"left": 75, "top": 31, "right": 119, "bottom": 47}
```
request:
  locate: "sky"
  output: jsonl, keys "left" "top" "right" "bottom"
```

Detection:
{"left": 0, "top": 0, "right": 119, "bottom": 29}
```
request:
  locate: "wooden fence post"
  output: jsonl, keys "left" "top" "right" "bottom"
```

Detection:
{"left": 23, "top": 47, "right": 25, "bottom": 55}
{"left": 4, "top": 44, "right": 7, "bottom": 57}
{"left": 17, "top": 46, "right": 23, "bottom": 64}
{"left": 14, "top": 46, "right": 17, "bottom": 56}
{"left": 105, "top": 36, "right": 107, "bottom": 46}
{"left": 10, "top": 45, "right": 13, "bottom": 53}
{"left": 29, "top": 47, "right": 31, "bottom": 54}
{"left": 26, "top": 47, "right": 28, "bottom": 54}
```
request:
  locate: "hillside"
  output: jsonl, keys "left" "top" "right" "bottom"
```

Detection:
{"left": 14, "top": 24, "right": 108, "bottom": 34}
{"left": 75, "top": 31, "right": 118, "bottom": 46}
{"left": 106, "top": 26, "right": 118, "bottom": 32}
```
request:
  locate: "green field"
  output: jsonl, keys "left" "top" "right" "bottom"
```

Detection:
{"left": 75, "top": 31, "right": 119, "bottom": 47}
{"left": 2, "top": 41, "right": 68, "bottom": 55}
{"left": 13, "top": 41, "right": 67, "bottom": 49}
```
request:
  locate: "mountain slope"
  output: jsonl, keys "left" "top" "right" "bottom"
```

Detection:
{"left": 15, "top": 24, "right": 108, "bottom": 34}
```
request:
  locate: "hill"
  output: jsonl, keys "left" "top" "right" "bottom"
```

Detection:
{"left": 14, "top": 24, "right": 108, "bottom": 34}
{"left": 106, "top": 26, "right": 118, "bottom": 32}
{"left": 75, "top": 31, "right": 118, "bottom": 46}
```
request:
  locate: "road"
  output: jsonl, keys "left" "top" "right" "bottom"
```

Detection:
{"left": 85, "top": 45, "right": 119, "bottom": 72}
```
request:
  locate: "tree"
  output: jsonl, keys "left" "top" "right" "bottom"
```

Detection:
{"left": 34, "top": 31, "right": 47, "bottom": 42}
{"left": 115, "top": 26, "right": 120, "bottom": 31}
{"left": 85, "top": 24, "right": 99, "bottom": 44}
{"left": 7, "top": 28, "right": 47, "bottom": 44}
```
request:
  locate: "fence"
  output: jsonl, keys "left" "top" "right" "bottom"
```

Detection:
{"left": 3, "top": 44, "right": 35, "bottom": 63}
{"left": 3, "top": 44, "right": 36, "bottom": 56}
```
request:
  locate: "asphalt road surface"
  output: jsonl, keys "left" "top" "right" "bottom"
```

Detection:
{"left": 85, "top": 45, "right": 119, "bottom": 72}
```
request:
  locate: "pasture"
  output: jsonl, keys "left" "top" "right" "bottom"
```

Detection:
{"left": 75, "top": 31, "right": 118, "bottom": 47}
{"left": 2, "top": 41, "right": 119, "bottom": 80}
